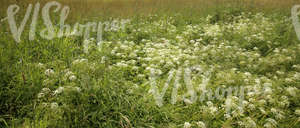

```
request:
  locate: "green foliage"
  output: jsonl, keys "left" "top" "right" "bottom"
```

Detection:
{"left": 0, "top": 5, "right": 300, "bottom": 128}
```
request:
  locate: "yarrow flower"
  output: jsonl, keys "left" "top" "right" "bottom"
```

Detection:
{"left": 264, "top": 118, "right": 277, "bottom": 128}
{"left": 72, "top": 58, "right": 88, "bottom": 65}
{"left": 53, "top": 87, "right": 64, "bottom": 95}
{"left": 184, "top": 122, "right": 191, "bottom": 128}
{"left": 196, "top": 121, "right": 206, "bottom": 128}
{"left": 37, "top": 93, "right": 45, "bottom": 99}
{"left": 50, "top": 102, "right": 59, "bottom": 110}
{"left": 286, "top": 87, "right": 297, "bottom": 97}
{"left": 183, "top": 99, "right": 193, "bottom": 105}
{"left": 244, "top": 117, "right": 256, "bottom": 128}
{"left": 69, "top": 75, "right": 77, "bottom": 81}
{"left": 41, "top": 88, "right": 51, "bottom": 94}
{"left": 37, "top": 63, "right": 45, "bottom": 68}
{"left": 45, "top": 69, "right": 54, "bottom": 76}
{"left": 23, "top": 13, "right": 300, "bottom": 127}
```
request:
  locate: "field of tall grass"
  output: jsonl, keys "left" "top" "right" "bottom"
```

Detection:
{"left": 0, "top": 0, "right": 297, "bottom": 18}
{"left": 0, "top": 0, "right": 300, "bottom": 127}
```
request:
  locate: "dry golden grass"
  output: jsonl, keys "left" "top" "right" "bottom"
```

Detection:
{"left": 0, "top": 0, "right": 299, "bottom": 19}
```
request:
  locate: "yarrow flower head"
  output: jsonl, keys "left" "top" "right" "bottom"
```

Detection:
{"left": 196, "top": 121, "right": 206, "bottom": 128}
{"left": 244, "top": 117, "right": 256, "bottom": 128}
{"left": 53, "top": 87, "right": 64, "bottom": 95}
{"left": 41, "top": 88, "right": 51, "bottom": 94}
{"left": 50, "top": 102, "right": 59, "bottom": 110}
{"left": 45, "top": 69, "right": 54, "bottom": 76}
{"left": 184, "top": 122, "right": 191, "bottom": 128}
{"left": 69, "top": 75, "right": 77, "bottom": 81}
{"left": 37, "top": 63, "right": 45, "bottom": 68}
{"left": 37, "top": 93, "right": 45, "bottom": 99}
{"left": 264, "top": 118, "right": 277, "bottom": 128}
{"left": 286, "top": 87, "right": 297, "bottom": 97}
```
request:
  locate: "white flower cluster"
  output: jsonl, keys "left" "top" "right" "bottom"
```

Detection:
{"left": 36, "top": 62, "right": 82, "bottom": 110}
{"left": 31, "top": 12, "right": 300, "bottom": 127}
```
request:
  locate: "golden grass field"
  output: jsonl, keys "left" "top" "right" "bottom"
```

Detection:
{"left": 1, "top": 0, "right": 298, "bottom": 19}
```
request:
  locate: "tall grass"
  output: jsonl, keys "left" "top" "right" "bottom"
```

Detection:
{"left": 0, "top": 0, "right": 299, "bottom": 127}
{"left": 0, "top": 0, "right": 298, "bottom": 19}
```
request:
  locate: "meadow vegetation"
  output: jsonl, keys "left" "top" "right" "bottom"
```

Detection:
{"left": 0, "top": 0, "right": 300, "bottom": 127}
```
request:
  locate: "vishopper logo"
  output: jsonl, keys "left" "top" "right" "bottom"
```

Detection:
{"left": 292, "top": 5, "right": 300, "bottom": 41}
{"left": 147, "top": 65, "right": 247, "bottom": 113}
{"left": 148, "top": 65, "right": 213, "bottom": 107}
{"left": 147, "top": 65, "right": 275, "bottom": 114}
{"left": 1, "top": 1, "right": 129, "bottom": 53}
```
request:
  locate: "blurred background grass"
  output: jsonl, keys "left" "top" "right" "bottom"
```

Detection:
{"left": 0, "top": 0, "right": 298, "bottom": 20}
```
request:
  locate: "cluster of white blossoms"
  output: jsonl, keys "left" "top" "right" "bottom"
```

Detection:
{"left": 35, "top": 61, "right": 83, "bottom": 110}
{"left": 93, "top": 13, "right": 300, "bottom": 127}
{"left": 183, "top": 121, "right": 206, "bottom": 128}
{"left": 31, "top": 12, "right": 300, "bottom": 127}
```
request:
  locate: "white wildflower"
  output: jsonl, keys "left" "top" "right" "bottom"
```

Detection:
{"left": 275, "top": 113, "right": 285, "bottom": 120}
{"left": 183, "top": 99, "right": 193, "bottom": 105}
{"left": 72, "top": 58, "right": 88, "bottom": 65}
{"left": 101, "top": 56, "right": 106, "bottom": 63}
{"left": 50, "top": 102, "right": 59, "bottom": 109}
{"left": 270, "top": 108, "right": 277, "bottom": 114}
{"left": 206, "top": 101, "right": 213, "bottom": 107}
{"left": 259, "top": 107, "right": 267, "bottom": 115}
{"left": 286, "top": 87, "right": 297, "bottom": 97}
{"left": 37, "top": 93, "right": 45, "bottom": 99}
{"left": 189, "top": 40, "right": 195, "bottom": 43}
{"left": 41, "top": 103, "right": 48, "bottom": 107}
{"left": 263, "top": 83, "right": 272, "bottom": 94}
{"left": 209, "top": 106, "right": 218, "bottom": 115}
{"left": 41, "top": 88, "right": 51, "bottom": 94}
{"left": 45, "top": 69, "right": 54, "bottom": 76}
{"left": 65, "top": 71, "right": 74, "bottom": 77}
{"left": 196, "top": 121, "right": 206, "bottom": 128}
{"left": 224, "top": 113, "right": 231, "bottom": 119}
{"left": 53, "top": 87, "right": 64, "bottom": 95}
{"left": 184, "top": 122, "right": 191, "bottom": 128}
{"left": 294, "top": 72, "right": 300, "bottom": 79}
{"left": 244, "top": 72, "right": 251, "bottom": 77}
{"left": 248, "top": 104, "right": 256, "bottom": 110}
{"left": 37, "top": 63, "right": 45, "bottom": 68}
{"left": 258, "top": 100, "right": 266, "bottom": 105}
{"left": 264, "top": 123, "right": 272, "bottom": 128}
{"left": 69, "top": 75, "right": 77, "bottom": 81}
{"left": 242, "top": 100, "right": 249, "bottom": 106}
{"left": 276, "top": 71, "right": 284, "bottom": 75}
{"left": 264, "top": 118, "right": 277, "bottom": 128}
{"left": 295, "top": 109, "right": 300, "bottom": 116}
{"left": 245, "top": 117, "right": 257, "bottom": 128}
{"left": 285, "top": 78, "right": 293, "bottom": 82}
